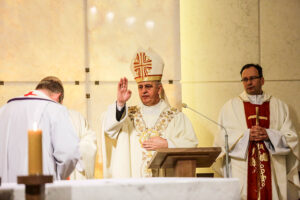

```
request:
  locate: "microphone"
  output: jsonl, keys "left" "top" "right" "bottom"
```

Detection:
{"left": 182, "top": 103, "right": 230, "bottom": 178}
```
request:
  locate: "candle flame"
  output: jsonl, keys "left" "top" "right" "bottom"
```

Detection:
{"left": 33, "top": 122, "right": 38, "bottom": 131}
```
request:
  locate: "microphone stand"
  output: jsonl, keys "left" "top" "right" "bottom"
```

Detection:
{"left": 182, "top": 104, "right": 230, "bottom": 178}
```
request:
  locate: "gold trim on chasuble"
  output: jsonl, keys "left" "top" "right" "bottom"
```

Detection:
{"left": 244, "top": 101, "right": 272, "bottom": 200}
{"left": 249, "top": 143, "right": 269, "bottom": 189}
{"left": 128, "top": 106, "right": 178, "bottom": 177}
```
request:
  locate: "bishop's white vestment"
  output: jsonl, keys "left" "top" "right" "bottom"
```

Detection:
{"left": 102, "top": 100, "right": 198, "bottom": 178}
{"left": 68, "top": 110, "right": 97, "bottom": 180}
{"left": 0, "top": 90, "right": 80, "bottom": 183}
{"left": 213, "top": 91, "right": 299, "bottom": 200}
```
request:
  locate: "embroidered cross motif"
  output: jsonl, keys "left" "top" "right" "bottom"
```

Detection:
{"left": 133, "top": 52, "right": 152, "bottom": 80}
{"left": 248, "top": 115, "right": 268, "bottom": 121}
{"left": 248, "top": 107, "right": 268, "bottom": 125}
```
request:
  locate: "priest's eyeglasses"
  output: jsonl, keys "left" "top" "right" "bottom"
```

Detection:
{"left": 241, "top": 76, "right": 261, "bottom": 82}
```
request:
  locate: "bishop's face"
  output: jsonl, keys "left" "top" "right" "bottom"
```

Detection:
{"left": 241, "top": 67, "right": 264, "bottom": 95}
{"left": 138, "top": 81, "right": 162, "bottom": 106}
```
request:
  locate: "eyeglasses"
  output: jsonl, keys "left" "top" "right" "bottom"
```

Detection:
{"left": 241, "top": 76, "right": 261, "bottom": 82}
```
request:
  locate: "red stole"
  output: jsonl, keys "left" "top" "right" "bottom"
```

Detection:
{"left": 243, "top": 101, "right": 272, "bottom": 200}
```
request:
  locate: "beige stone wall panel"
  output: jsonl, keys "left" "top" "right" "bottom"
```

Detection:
{"left": 0, "top": 0, "right": 85, "bottom": 81}
{"left": 260, "top": 0, "right": 300, "bottom": 80}
{"left": 88, "top": 0, "right": 180, "bottom": 81}
{"left": 180, "top": 0, "right": 259, "bottom": 82}
{"left": 0, "top": 84, "right": 33, "bottom": 105}
{"left": 264, "top": 81, "right": 300, "bottom": 132}
{"left": 182, "top": 82, "right": 243, "bottom": 146}
{"left": 63, "top": 84, "right": 87, "bottom": 118}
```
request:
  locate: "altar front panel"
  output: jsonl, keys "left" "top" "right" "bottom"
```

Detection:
{"left": 0, "top": 178, "right": 240, "bottom": 200}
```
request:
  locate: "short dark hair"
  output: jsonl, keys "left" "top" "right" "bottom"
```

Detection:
{"left": 35, "top": 76, "right": 64, "bottom": 103}
{"left": 240, "top": 64, "right": 263, "bottom": 77}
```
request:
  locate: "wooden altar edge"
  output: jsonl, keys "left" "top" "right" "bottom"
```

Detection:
{"left": 148, "top": 147, "right": 221, "bottom": 169}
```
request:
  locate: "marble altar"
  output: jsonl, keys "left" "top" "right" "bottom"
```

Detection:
{"left": 0, "top": 178, "right": 240, "bottom": 200}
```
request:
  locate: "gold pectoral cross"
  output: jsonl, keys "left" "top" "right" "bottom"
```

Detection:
{"left": 248, "top": 107, "right": 268, "bottom": 126}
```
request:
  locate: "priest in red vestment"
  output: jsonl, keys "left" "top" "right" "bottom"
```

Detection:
{"left": 213, "top": 64, "right": 299, "bottom": 200}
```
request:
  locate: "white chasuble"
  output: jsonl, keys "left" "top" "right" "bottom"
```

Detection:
{"left": 102, "top": 100, "right": 198, "bottom": 178}
{"left": 213, "top": 91, "right": 299, "bottom": 200}
{"left": 0, "top": 90, "right": 80, "bottom": 183}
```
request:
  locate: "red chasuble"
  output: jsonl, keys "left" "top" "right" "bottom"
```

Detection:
{"left": 243, "top": 102, "right": 272, "bottom": 200}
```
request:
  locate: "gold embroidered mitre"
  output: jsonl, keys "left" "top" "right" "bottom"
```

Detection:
{"left": 130, "top": 48, "right": 164, "bottom": 83}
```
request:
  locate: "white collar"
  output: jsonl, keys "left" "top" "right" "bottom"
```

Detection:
{"left": 23, "top": 90, "right": 52, "bottom": 100}
{"left": 140, "top": 99, "right": 164, "bottom": 114}
{"left": 239, "top": 91, "right": 272, "bottom": 105}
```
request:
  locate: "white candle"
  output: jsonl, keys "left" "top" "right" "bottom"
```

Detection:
{"left": 28, "top": 122, "right": 43, "bottom": 175}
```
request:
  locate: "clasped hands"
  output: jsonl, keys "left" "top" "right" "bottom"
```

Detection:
{"left": 249, "top": 125, "right": 269, "bottom": 141}
{"left": 142, "top": 136, "right": 168, "bottom": 151}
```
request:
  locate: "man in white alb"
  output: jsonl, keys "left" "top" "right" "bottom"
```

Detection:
{"left": 37, "top": 76, "right": 97, "bottom": 180}
{"left": 102, "top": 48, "right": 198, "bottom": 178}
{"left": 0, "top": 78, "right": 80, "bottom": 182}
{"left": 213, "top": 64, "right": 299, "bottom": 200}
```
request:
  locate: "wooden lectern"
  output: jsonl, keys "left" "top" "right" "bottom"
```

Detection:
{"left": 148, "top": 147, "right": 221, "bottom": 177}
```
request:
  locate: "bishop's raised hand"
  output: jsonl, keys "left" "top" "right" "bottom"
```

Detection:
{"left": 117, "top": 77, "right": 132, "bottom": 107}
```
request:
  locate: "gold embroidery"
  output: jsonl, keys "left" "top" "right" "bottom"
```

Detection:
{"left": 250, "top": 157, "right": 256, "bottom": 167}
{"left": 258, "top": 143, "right": 265, "bottom": 150}
{"left": 131, "top": 106, "right": 178, "bottom": 177}
{"left": 171, "top": 107, "right": 177, "bottom": 112}
{"left": 248, "top": 115, "right": 268, "bottom": 120}
{"left": 256, "top": 143, "right": 268, "bottom": 189}
{"left": 260, "top": 164, "right": 266, "bottom": 187}
{"left": 259, "top": 153, "right": 269, "bottom": 162}
{"left": 128, "top": 106, "right": 138, "bottom": 121}
{"left": 139, "top": 129, "right": 160, "bottom": 145}
{"left": 252, "top": 147, "right": 256, "bottom": 156}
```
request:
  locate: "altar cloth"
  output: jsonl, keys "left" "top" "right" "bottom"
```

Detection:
{"left": 0, "top": 178, "right": 240, "bottom": 200}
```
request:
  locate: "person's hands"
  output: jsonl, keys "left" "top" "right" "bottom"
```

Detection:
{"left": 117, "top": 77, "right": 132, "bottom": 107}
{"left": 249, "top": 125, "right": 269, "bottom": 141}
{"left": 142, "top": 136, "right": 168, "bottom": 151}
